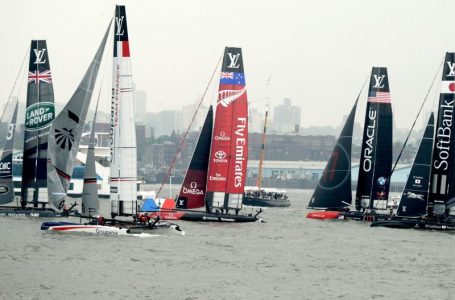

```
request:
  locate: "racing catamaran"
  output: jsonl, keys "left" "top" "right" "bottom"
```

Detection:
{"left": 307, "top": 67, "right": 393, "bottom": 220}
{"left": 144, "top": 47, "right": 263, "bottom": 222}
{"left": 0, "top": 41, "right": 78, "bottom": 217}
{"left": 372, "top": 53, "right": 455, "bottom": 230}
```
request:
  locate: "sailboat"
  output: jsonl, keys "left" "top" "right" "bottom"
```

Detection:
{"left": 307, "top": 67, "right": 393, "bottom": 220}
{"left": 144, "top": 47, "right": 263, "bottom": 222}
{"left": 42, "top": 87, "right": 184, "bottom": 235}
{"left": 0, "top": 41, "right": 78, "bottom": 217}
{"left": 243, "top": 106, "right": 290, "bottom": 207}
{"left": 372, "top": 53, "right": 455, "bottom": 230}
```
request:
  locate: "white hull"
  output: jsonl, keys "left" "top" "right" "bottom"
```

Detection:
{"left": 43, "top": 223, "right": 184, "bottom": 236}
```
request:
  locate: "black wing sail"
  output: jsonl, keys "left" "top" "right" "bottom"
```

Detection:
{"left": 428, "top": 52, "right": 455, "bottom": 217}
{"left": 397, "top": 113, "right": 434, "bottom": 217}
{"left": 355, "top": 67, "right": 393, "bottom": 211}
{"left": 21, "top": 40, "right": 55, "bottom": 207}
{"left": 307, "top": 99, "right": 358, "bottom": 210}
{"left": 0, "top": 100, "right": 18, "bottom": 204}
{"left": 176, "top": 106, "right": 213, "bottom": 209}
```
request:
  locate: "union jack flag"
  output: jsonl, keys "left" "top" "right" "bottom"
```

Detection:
{"left": 368, "top": 92, "right": 391, "bottom": 103}
{"left": 221, "top": 72, "right": 234, "bottom": 79}
{"left": 28, "top": 70, "right": 52, "bottom": 84}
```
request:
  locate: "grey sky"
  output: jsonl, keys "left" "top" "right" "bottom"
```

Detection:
{"left": 1, "top": 0, "right": 453, "bottom": 129}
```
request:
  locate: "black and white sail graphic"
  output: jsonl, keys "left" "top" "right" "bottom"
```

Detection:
{"left": 0, "top": 100, "right": 18, "bottom": 204}
{"left": 47, "top": 21, "right": 111, "bottom": 210}
{"left": 428, "top": 52, "right": 455, "bottom": 216}
{"left": 355, "top": 67, "right": 393, "bottom": 211}
{"left": 21, "top": 40, "right": 55, "bottom": 207}
{"left": 307, "top": 99, "right": 358, "bottom": 210}
{"left": 397, "top": 113, "right": 434, "bottom": 217}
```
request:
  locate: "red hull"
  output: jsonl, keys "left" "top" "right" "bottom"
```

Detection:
{"left": 306, "top": 211, "right": 341, "bottom": 220}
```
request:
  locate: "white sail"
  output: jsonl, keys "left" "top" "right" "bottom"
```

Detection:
{"left": 81, "top": 119, "right": 100, "bottom": 217}
{"left": 110, "top": 5, "right": 137, "bottom": 216}
{"left": 47, "top": 21, "right": 111, "bottom": 210}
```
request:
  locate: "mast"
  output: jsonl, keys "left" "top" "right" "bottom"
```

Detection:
{"left": 257, "top": 107, "right": 268, "bottom": 190}
{"left": 355, "top": 67, "right": 393, "bottom": 211}
{"left": 397, "top": 113, "right": 434, "bottom": 217}
{"left": 47, "top": 21, "right": 111, "bottom": 210}
{"left": 110, "top": 5, "right": 137, "bottom": 216}
{"left": 21, "top": 40, "right": 55, "bottom": 208}
{"left": 176, "top": 106, "right": 213, "bottom": 209}
{"left": 206, "top": 47, "right": 248, "bottom": 214}
{"left": 308, "top": 98, "right": 358, "bottom": 210}
{"left": 428, "top": 52, "right": 455, "bottom": 218}
{"left": 0, "top": 100, "right": 18, "bottom": 204}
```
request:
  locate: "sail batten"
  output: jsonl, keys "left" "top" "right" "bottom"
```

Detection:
{"left": 47, "top": 21, "right": 111, "bottom": 210}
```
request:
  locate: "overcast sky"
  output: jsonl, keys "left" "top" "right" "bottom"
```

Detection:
{"left": 1, "top": 0, "right": 454, "bottom": 129}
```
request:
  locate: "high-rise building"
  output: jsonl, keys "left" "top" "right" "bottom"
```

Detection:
{"left": 135, "top": 90, "right": 147, "bottom": 122}
{"left": 272, "top": 98, "right": 301, "bottom": 134}
{"left": 248, "top": 107, "right": 264, "bottom": 133}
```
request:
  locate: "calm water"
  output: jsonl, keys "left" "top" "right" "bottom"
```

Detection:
{"left": 1, "top": 189, "right": 454, "bottom": 300}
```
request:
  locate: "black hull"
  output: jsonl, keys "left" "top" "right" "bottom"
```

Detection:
{"left": 243, "top": 196, "right": 290, "bottom": 207}
{"left": 371, "top": 218, "right": 455, "bottom": 230}
{"left": 180, "top": 211, "right": 260, "bottom": 223}
{"left": 0, "top": 206, "right": 79, "bottom": 218}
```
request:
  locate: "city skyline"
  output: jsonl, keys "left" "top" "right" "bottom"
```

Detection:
{"left": 1, "top": 0, "right": 453, "bottom": 130}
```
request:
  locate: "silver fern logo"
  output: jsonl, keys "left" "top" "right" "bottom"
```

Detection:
{"left": 217, "top": 88, "right": 246, "bottom": 107}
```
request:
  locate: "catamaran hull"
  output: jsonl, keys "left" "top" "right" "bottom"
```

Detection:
{"left": 179, "top": 211, "right": 260, "bottom": 222}
{"left": 0, "top": 207, "right": 79, "bottom": 218}
{"left": 306, "top": 210, "right": 392, "bottom": 222}
{"left": 151, "top": 210, "right": 261, "bottom": 223}
{"left": 41, "top": 221, "right": 185, "bottom": 235}
{"left": 243, "top": 196, "right": 290, "bottom": 208}
{"left": 371, "top": 219, "right": 455, "bottom": 230}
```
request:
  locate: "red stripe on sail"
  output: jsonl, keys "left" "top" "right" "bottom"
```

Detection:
{"left": 55, "top": 167, "right": 71, "bottom": 181}
{"left": 122, "top": 41, "right": 130, "bottom": 57}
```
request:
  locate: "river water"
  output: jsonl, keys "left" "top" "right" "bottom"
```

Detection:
{"left": 0, "top": 188, "right": 454, "bottom": 299}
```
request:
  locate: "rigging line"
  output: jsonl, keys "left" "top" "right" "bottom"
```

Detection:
{"left": 391, "top": 58, "right": 443, "bottom": 175}
{"left": 0, "top": 45, "right": 29, "bottom": 123}
{"left": 156, "top": 55, "right": 223, "bottom": 199}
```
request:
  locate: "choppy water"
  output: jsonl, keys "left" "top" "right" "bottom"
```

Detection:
{"left": 1, "top": 189, "right": 454, "bottom": 300}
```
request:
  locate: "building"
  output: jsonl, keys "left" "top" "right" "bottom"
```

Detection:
{"left": 272, "top": 98, "right": 301, "bottom": 134}
{"left": 135, "top": 90, "right": 147, "bottom": 122}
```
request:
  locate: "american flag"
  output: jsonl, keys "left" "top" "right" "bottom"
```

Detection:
{"left": 28, "top": 70, "right": 52, "bottom": 84}
{"left": 221, "top": 72, "right": 234, "bottom": 79}
{"left": 368, "top": 92, "right": 391, "bottom": 103}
